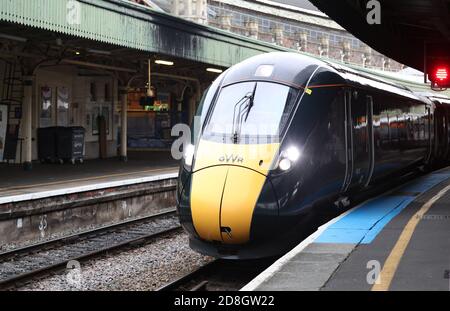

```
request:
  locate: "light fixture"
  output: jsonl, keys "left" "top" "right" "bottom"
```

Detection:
{"left": 87, "top": 48, "right": 111, "bottom": 56}
{"left": 155, "top": 60, "right": 174, "bottom": 66}
{"left": 285, "top": 146, "right": 300, "bottom": 162}
{"left": 75, "top": 51, "right": 81, "bottom": 55}
{"left": 277, "top": 146, "right": 301, "bottom": 171}
{"left": 278, "top": 158, "right": 292, "bottom": 171}
{"left": 0, "top": 33, "right": 27, "bottom": 42}
{"left": 206, "top": 68, "right": 223, "bottom": 73}
{"left": 435, "top": 67, "right": 448, "bottom": 82}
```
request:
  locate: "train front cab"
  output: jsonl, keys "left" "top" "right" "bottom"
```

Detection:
{"left": 177, "top": 52, "right": 435, "bottom": 259}
{"left": 177, "top": 55, "right": 352, "bottom": 258}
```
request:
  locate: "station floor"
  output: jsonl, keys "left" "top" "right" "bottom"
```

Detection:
{"left": 0, "top": 151, "right": 178, "bottom": 201}
{"left": 243, "top": 168, "right": 450, "bottom": 291}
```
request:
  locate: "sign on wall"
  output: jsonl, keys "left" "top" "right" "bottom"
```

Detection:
{"left": 57, "top": 86, "right": 70, "bottom": 126}
{"left": 39, "top": 86, "right": 53, "bottom": 128}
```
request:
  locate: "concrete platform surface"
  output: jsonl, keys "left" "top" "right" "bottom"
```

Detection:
{"left": 242, "top": 168, "right": 450, "bottom": 291}
{"left": 0, "top": 151, "right": 178, "bottom": 204}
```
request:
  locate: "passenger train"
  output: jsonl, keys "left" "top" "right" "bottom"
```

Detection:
{"left": 176, "top": 52, "right": 450, "bottom": 259}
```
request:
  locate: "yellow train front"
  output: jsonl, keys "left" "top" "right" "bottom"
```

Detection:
{"left": 177, "top": 52, "right": 344, "bottom": 259}
{"left": 176, "top": 52, "right": 434, "bottom": 259}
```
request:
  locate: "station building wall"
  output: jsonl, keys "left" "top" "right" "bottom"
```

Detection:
{"left": 33, "top": 66, "right": 120, "bottom": 160}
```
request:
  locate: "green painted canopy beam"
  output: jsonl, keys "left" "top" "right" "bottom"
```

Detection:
{"left": 0, "top": 0, "right": 288, "bottom": 67}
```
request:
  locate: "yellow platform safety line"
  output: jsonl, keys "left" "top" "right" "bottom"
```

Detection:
{"left": 372, "top": 183, "right": 450, "bottom": 291}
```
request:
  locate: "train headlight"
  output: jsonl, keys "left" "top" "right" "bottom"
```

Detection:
{"left": 277, "top": 146, "right": 301, "bottom": 171}
{"left": 279, "top": 158, "right": 292, "bottom": 171}
{"left": 183, "top": 143, "right": 195, "bottom": 167}
{"left": 285, "top": 146, "right": 300, "bottom": 162}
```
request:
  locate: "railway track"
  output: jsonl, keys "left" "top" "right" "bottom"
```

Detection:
{"left": 0, "top": 209, "right": 181, "bottom": 290}
{"left": 158, "top": 258, "right": 277, "bottom": 291}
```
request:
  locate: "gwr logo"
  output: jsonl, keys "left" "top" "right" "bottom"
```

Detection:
{"left": 219, "top": 154, "right": 244, "bottom": 164}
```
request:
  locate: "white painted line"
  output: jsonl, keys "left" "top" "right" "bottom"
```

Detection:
{"left": 0, "top": 172, "right": 178, "bottom": 205}
{"left": 240, "top": 205, "right": 358, "bottom": 291}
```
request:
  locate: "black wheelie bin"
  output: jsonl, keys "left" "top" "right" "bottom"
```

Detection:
{"left": 37, "top": 127, "right": 58, "bottom": 163}
{"left": 56, "top": 126, "right": 85, "bottom": 164}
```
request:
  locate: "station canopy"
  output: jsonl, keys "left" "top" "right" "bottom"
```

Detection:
{"left": 310, "top": 0, "right": 450, "bottom": 72}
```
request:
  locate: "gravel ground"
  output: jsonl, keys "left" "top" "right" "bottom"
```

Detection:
{"left": 1, "top": 207, "right": 175, "bottom": 253}
{"left": 18, "top": 232, "right": 213, "bottom": 291}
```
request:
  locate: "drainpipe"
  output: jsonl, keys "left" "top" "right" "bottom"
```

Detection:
{"left": 119, "top": 86, "right": 128, "bottom": 162}
{"left": 22, "top": 75, "right": 34, "bottom": 170}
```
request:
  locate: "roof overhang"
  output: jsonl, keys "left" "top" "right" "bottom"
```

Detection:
{"left": 309, "top": 0, "right": 450, "bottom": 71}
{"left": 0, "top": 0, "right": 289, "bottom": 68}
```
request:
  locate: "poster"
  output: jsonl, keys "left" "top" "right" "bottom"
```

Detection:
{"left": 0, "top": 105, "right": 7, "bottom": 161}
{"left": 57, "top": 86, "right": 69, "bottom": 126}
{"left": 92, "top": 106, "right": 100, "bottom": 135}
{"left": 40, "top": 86, "right": 52, "bottom": 127}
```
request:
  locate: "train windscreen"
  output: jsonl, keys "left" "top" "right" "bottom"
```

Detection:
{"left": 203, "top": 82, "right": 299, "bottom": 144}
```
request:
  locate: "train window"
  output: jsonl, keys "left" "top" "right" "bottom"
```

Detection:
{"left": 398, "top": 115, "right": 407, "bottom": 141}
{"left": 203, "top": 82, "right": 299, "bottom": 143}
{"left": 413, "top": 115, "right": 421, "bottom": 140}
{"left": 406, "top": 115, "right": 414, "bottom": 141}
{"left": 390, "top": 115, "right": 399, "bottom": 142}
{"left": 379, "top": 114, "right": 390, "bottom": 145}
{"left": 197, "top": 74, "right": 224, "bottom": 125}
{"left": 192, "top": 76, "right": 224, "bottom": 143}
{"left": 326, "top": 93, "right": 346, "bottom": 162}
{"left": 419, "top": 115, "right": 426, "bottom": 140}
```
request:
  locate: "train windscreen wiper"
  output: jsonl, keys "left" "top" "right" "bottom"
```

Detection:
{"left": 243, "top": 83, "right": 257, "bottom": 122}
{"left": 231, "top": 83, "right": 257, "bottom": 143}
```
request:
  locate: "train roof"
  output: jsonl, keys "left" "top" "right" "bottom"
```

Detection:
{"left": 416, "top": 92, "right": 450, "bottom": 104}
{"left": 325, "top": 61, "right": 422, "bottom": 101}
{"left": 318, "top": 56, "right": 450, "bottom": 100}
{"left": 223, "top": 52, "right": 449, "bottom": 103}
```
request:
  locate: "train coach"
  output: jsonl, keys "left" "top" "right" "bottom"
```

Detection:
{"left": 176, "top": 52, "right": 450, "bottom": 259}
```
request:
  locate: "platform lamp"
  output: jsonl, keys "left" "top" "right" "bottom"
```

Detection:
{"left": 140, "top": 58, "right": 157, "bottom": 108}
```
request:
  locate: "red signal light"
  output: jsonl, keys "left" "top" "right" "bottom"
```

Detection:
{"left": 435, "top": 67, "right": 448, "bottom": 82}
{"left": 430, "top": 65, "right": 449, "bottom": 89}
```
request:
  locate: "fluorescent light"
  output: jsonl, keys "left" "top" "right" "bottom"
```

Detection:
{"left": 87, "top": 48, "right": 111, "bottom": 55}
{"left": 0, "top": 33, "right": 27, "bottom": 42}
{"left": 155, "top": 60, "right": 174, "bottom": 66}
{"left": 206, "top": 68, "right": 223, "bottom": 73}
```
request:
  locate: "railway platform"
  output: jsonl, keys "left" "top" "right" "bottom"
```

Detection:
{"left": 242, "top": 168, "right": 450, "bottom": 291}
{"left": 0, "top": 151, "right": 179, "bottom": 249}
{"left": 0, "top": 151, "right": 177, "bottom": 201}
